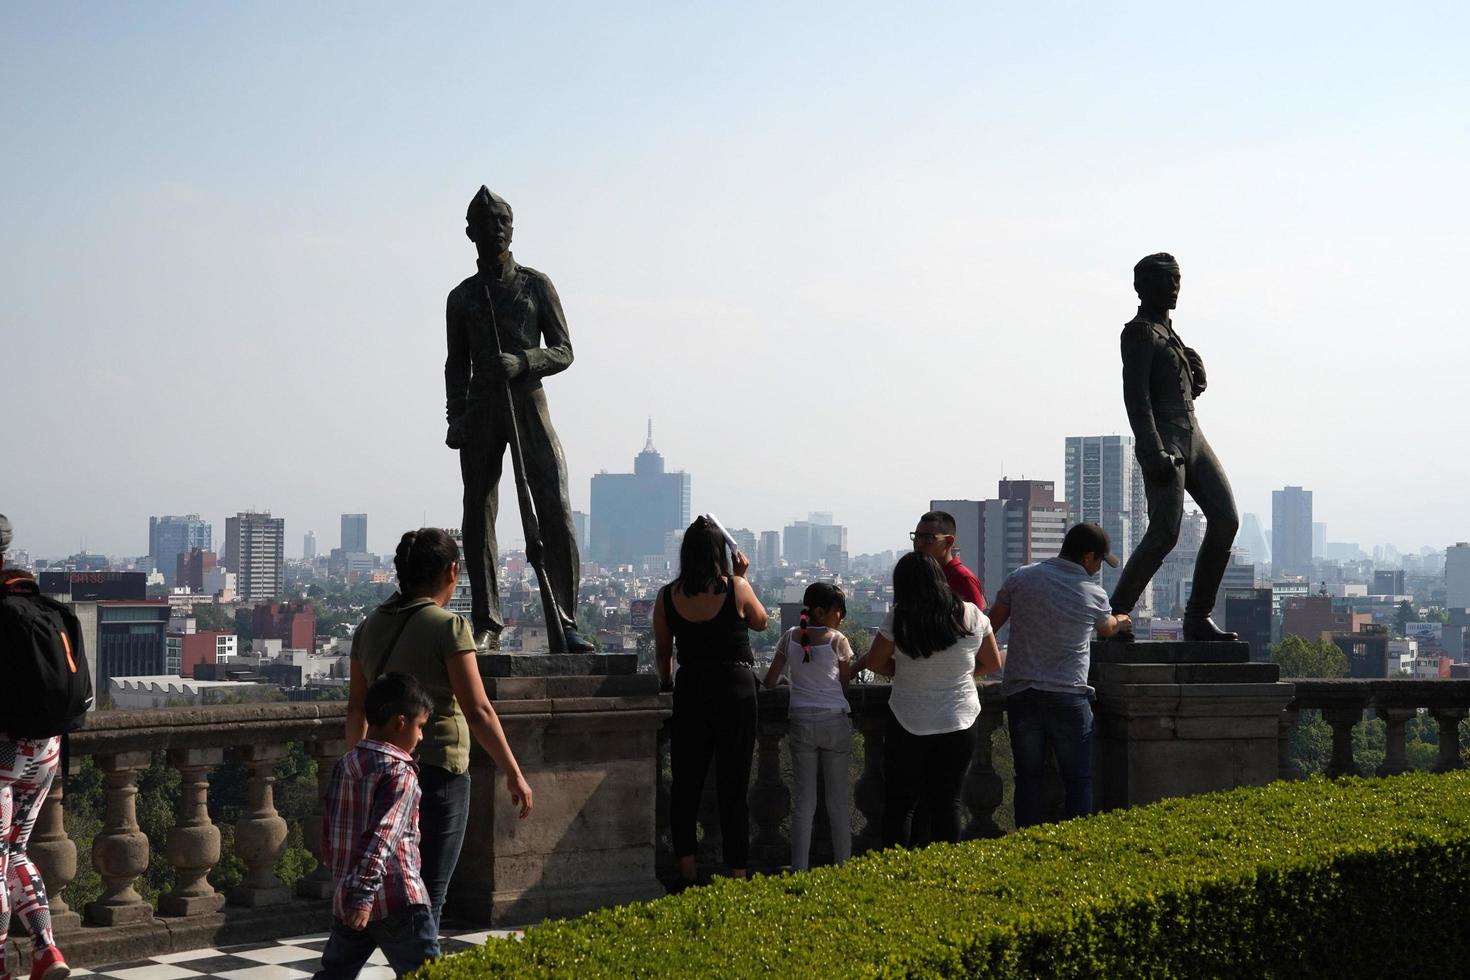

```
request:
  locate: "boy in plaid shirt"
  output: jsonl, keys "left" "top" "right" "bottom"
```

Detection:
{"left": 315, "top": 673, "right": 437, "bottom": 979}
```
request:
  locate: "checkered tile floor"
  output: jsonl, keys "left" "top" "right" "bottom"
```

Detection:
{"left": 75, "top": 928, "right": 520, "bottom": 980}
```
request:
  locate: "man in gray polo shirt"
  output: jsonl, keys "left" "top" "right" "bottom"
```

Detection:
{"left": 988, "top": 523, "right": 1131, "bottom": 827}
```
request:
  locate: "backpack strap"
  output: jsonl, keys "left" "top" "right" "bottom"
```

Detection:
{"left": 368, "top": 603, "right": 430, "bottom": 682}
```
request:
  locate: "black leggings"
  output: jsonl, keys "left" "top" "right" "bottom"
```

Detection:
{"left": 670, "top": 664, "right": 757, "bottom": 869}
{"left": 882, "top": 708, "right": 977, "bottom": 848}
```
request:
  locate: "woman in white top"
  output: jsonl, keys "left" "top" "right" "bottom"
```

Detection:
{"left": 867, "top": 552, "right": 1004, "bottom": 847}
{"left": 763, "top": 582, "right": 854, "bottom": 871}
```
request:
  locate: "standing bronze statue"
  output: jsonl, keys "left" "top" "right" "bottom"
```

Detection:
{"left": 446, "top": 186, "right": 593, "bottom": 652}
{"left": 1108, "top": 253, "right": 1239, "bottom": 641}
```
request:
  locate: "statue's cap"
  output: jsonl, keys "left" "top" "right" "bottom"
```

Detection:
{"left": 467, "top": 186, "right": 511, "bottom": 217}
{"left": 1134, "top": 252, "right": 1179, "bottom": 278}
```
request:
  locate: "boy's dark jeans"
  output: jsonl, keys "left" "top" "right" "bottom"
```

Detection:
{"left": 313, "top": 904, "right": 438, "bottom": 980}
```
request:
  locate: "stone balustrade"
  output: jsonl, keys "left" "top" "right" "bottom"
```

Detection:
{"left": 16, "top": 702, "right": 350, "bottom": 971}
{"left": 1281, "top": 678, "right": 1470, "bottom": 779}
{"left": 29, "top": 672, "right": 1470, "bottom": 971}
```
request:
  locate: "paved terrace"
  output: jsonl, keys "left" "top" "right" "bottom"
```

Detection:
{"left": 13, "top": 668, "right": 1470, "bottom": 975}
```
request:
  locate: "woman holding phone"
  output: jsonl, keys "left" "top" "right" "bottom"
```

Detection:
{"left": 654, "top": 516, "right": 768, "bottom": 887}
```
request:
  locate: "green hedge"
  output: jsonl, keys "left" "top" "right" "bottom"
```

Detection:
{"left": 419, "top": 772, "right": 1470, "bottom": 978}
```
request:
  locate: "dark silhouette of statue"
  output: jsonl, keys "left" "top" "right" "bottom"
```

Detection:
{"left": 446, "top": 187, "right": 593, "bottom": 652}
{"left": 1108, "top": 253, "right": 1240, "bottom": 641}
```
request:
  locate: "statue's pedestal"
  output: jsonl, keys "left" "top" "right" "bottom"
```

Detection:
{"left": 1091, "top": 641, "right": 1294, "bottom": 811}
{"left": 446, "top": 653, "right": 670, "bottom": 926}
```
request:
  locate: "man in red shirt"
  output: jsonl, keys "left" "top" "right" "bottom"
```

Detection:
{"left": 912, "top": 511, "right": 985, "bottom": 611}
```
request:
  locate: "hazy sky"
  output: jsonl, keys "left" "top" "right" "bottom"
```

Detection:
{"left": 4, "top": 3, "right": 1468, "bottom": 559}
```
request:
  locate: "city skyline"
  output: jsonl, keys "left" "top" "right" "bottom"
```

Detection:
{"left": 6, "top": 5, "right": 1468, "bottom": 558}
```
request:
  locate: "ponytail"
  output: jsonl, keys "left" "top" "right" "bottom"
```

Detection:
{"left": 796, "top": 581, "right": 847, "bottom": 665}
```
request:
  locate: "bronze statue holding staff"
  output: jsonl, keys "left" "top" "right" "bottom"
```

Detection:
{"left": 445, "top": 186, "right": 594, "bottom": 652}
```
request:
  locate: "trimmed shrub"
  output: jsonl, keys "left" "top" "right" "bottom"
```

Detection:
{"left": 418, "top": 772, "right": 1470, "bottom": 978}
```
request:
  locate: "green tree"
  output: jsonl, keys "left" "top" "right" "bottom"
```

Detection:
{"left": 1271, "top": 635, "right": 1348, "bottom": 678}
{"left": 1393, "top": 600, "right": 1417, "bottom": 635}
{"left": 193, "top": 603, "right": 234, "bottom": 632}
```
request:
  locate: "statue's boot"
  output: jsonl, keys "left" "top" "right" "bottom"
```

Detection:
{"left": 1183, "top": 616, "right": 1237, "bottom": 642}
{"left": 562, "top": 626, "right": 597, "bottom": 653}
{"left": 474, "top": 628, "right": 500, "bottom": 653}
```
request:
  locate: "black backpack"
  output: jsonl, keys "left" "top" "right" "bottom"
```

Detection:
{"left": 0, "top": 577, "right": 94, "bottom": 738}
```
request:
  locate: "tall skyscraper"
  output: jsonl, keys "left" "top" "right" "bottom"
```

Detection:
{"left": 341, "top": 513, "right": 368, "bottom": 554}
{"left": 1062, "top": 435, "right": 1147, "bottom": 590}
{"left": 148, "top": 515, "right": 212, "bottom": 587}
{"left": 934, "top": 479, "right": 1068, "bottom": 602}
{"left": 589, "top": 422, "right": 692, "bottom": 568}
{"left": 1272, "top": 486, "right": 1313, "bottom": 578}
{"left": 758, "top": 531, "right": 781, "bottom": 570}
{"left": 1446, "top": 543, "right": 1470, "bottom": 609}
{"left": 303, "top": 530, "right": 317, "bottom": 561}
{"left": 225, "top": 511, "right": 286, "bottom": 602}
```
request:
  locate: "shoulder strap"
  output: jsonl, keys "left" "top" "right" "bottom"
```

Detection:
{"left": 369, "top": 603, "right": 431, "bottom": 682}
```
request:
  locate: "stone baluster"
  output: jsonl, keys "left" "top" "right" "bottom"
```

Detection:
{"left": 1375, "top": 708, "right": 1416, "bottom": 777}
{"left": 851, "top": 705, "right": 887, "bottom": 855}
{"left": 86, "top": 751, "right": 153, "bottom": 926}
{"left": 1431, "top": 706, "right": 1468, "bottom": 772}
{"left": 27, "top": 754, "right": 78, "bottom": 933}
{"left": 230, "top": 744, "right": 291, "bottom": 907}
{"left": 1321, "top": 706, "right": 1361, "bottom": 777}
{"left": 747, "top": 719, "right": 791, "bottom": 869}
{"left": 159, "top": 747, "right": 225, "bottom": 916}
{"left": 963, "top": 708, "right": 1006, "bottom": 838}
{"left": 297, "top": 738, "right": 345, "bottom": 900}
{"left": 1277, "top": 706, "right": 1301, "bottom": 782}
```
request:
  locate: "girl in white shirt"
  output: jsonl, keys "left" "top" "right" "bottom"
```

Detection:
{"left": 763, "top": 582, "right": 855, "bottom": 871}
{"left": 867, "top": 552, "right": 1004, "bottom": 848}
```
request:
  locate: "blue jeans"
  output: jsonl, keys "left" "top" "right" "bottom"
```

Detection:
{"left": 788, "top": 710, "right": 852, "bottom": 870}
{"left": 314, "top": 904, "right": 438, "bottom": 979}
{"left": 417, "top": 765, "right": 471, "bottom": 933}
{"left": 1007, "top": 689, "right": 1094, "bottom": 828}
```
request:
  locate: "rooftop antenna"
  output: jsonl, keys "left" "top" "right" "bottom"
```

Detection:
{"left": 644, "top": 416, "right": 655, "bottom": 452}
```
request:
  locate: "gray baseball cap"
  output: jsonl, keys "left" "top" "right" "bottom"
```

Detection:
{"left": 0, "top": 514, "right": 11, "bottom": 554}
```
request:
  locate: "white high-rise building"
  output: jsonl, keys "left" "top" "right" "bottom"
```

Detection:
{"left": 225, "top": 511, "right": 285, "bottom": 602}
{"left": 1063, "top": 435, "right": 1147, "bottom": 591}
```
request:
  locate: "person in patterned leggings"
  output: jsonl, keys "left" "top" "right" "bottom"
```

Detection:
{"left": 0, "top": 515, "right": 70, "bottom": 980}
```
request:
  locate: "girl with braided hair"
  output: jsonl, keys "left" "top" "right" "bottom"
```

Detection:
{"left": 763, "top": 581, "right": 859, "bottom": 871}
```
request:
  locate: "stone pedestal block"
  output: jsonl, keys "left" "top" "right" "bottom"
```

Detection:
{"left": 446, "top": 657, "right": 668, "bottom": 926}
{"left": 1092, "top": 641, "right": 1295, "bottom": 811}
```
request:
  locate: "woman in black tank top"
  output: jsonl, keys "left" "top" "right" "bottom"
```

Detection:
{"left": 653, "top": 517, "right": 768, "bottom": 887}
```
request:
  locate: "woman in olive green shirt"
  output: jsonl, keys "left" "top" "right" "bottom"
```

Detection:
{"left": 346, "top": 528, "right": 532, "bottom": 935}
